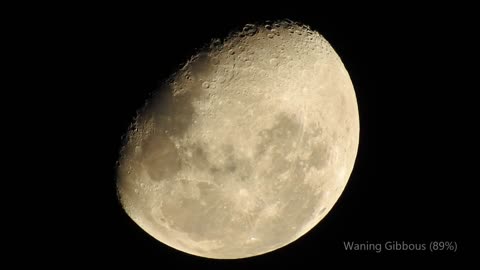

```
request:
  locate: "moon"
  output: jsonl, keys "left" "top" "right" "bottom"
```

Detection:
{"left": 117, "top": 20, "right": 359, "bottom": 259}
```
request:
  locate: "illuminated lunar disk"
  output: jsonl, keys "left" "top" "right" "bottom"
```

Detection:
{"left": 117, "top": 20, "right": 359, "bottom": 259}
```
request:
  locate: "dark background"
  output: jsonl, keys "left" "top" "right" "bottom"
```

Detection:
{"left": 30, "top": 3, "right": 474, "bottom": 266}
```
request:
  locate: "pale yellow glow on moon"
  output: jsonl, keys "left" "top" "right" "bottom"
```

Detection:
{"left": 117, "top": 20, "right": 359, "bottom": 259}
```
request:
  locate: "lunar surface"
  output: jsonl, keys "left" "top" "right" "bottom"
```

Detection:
{"left": 117, "top": 20, "right": 359, "bottom": 259}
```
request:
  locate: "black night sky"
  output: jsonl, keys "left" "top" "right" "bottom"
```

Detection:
{"left": 37, "top": 3, "right": 474, "bottom": 266}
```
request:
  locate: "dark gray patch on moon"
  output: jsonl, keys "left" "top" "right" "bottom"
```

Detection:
{"left": 142, "top": 133, "right": 181, "bottom": 182}
{"left": 191, "top": 145, "right": 210, "bottom": 170}
{"left": 309, "top": 144, "right": 330, "bottom": 169}
{"left": 148, "top": 85, "right": 196, "bottom": 137}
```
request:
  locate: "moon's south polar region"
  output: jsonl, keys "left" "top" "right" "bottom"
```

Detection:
{"left": 117, "top": 21, "right": 359, "bottom": 259}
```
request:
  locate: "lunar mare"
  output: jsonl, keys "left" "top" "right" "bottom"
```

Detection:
{"left": 117, "top": 21, "right": 359, "bottom": 259}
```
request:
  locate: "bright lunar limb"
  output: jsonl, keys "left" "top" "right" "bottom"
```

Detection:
{"left": 117, "top": 20, "right": 359, "bottom": 259}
